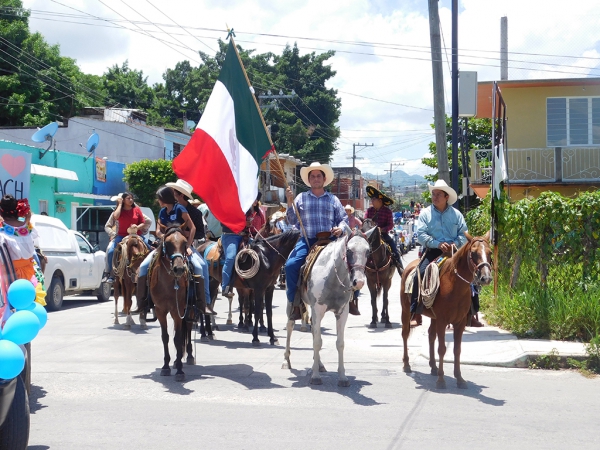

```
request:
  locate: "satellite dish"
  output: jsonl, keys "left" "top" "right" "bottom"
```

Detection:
{"left": 186, "top": 120, "right": 196, "bottom": 130}
{"left": 31, "top": 122, "right": 58, "bottom": 158}
{"left": 84, "top": 131, "right": 100, "bottom": 161}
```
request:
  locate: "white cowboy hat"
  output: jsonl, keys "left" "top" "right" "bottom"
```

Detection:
{"left": 344, "top": 204, "right": 355, "bottom": 214}
{"left": 166, "top": 179, "right": 194, "bottom": 199}
{"left": 428, "top": 179, "right": 458, "bottom": 205}
{"left": 272, "top": 211, "right": 285, "bottom": 221}
{"left": 110, "top": 193, "right": 123, "bottom": 202}
{"left": 300, "top": 162, "right": 334, "bottom": 187}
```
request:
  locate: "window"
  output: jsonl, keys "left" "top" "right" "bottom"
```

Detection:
{"left": 547, "top": 96, "right": 600, "bottom": 146}
{"left": 173, "top": 143, "right": 182, "bottom": 158}
{"left": 38, "top": 200, "right": 48, "bottom": 214}
{"left": 75, "top": 234, "right": 91, "bottom": 254}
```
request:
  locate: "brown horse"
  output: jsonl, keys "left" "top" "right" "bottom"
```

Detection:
{"left": 112, "top": 235, "right": 148, "bottom": 329}
{"left": 141, "top": 227, "right": 194, "bottom": 382}
{"left": 362, "top": 218, "right": 396, "bottom": 328}
{"left": 400, "top": 231, "right": 492, "bottom": 389}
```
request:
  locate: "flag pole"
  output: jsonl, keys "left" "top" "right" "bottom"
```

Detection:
{"left": 227, "top": 31, "right": 311, "bottom": 247}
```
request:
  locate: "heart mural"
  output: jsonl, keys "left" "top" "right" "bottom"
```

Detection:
{"left": 1, "top": 154, "right": 26, "bottom": 178}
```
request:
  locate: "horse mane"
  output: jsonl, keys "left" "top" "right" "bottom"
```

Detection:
{"left": 164, "top": 225, "right": 183, "bottom": 239}
{"left": 261, "top": 229, "right": 299, "bottom": 248}
{"left": 439, "top": 232, "right": 480, "bottom": 278}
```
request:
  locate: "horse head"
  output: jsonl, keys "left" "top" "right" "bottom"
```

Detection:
{"left": 345, "top": 229, "right": 370, "bottom": 291}
{"left": 361, "top": 218, "right": 376, "bottom": 233}
{"left": 126, "top": 235, "right": 148, "bottom": 261}
{"left": 161, "top": 226, "right": 188, "bottom": 278}
{"left": 465, "top": 230, "right": 493, "bottom": 286}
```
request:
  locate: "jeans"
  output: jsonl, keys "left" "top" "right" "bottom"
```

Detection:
{"left": 284, "top": 237, "right": 317, "bottom": 303}
{"left": 221, "top": 233, "right": 243, "bottom": 291}
{"left": 139, "top": 247, "right": 211, "bottom": 305}
{"left": 411, "top": 248, "right": 443, "bottom": 312}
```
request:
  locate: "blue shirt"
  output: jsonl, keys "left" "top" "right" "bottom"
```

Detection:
{"left": 416, "top": 205, "right": 468, "bottom": 250}
{"left": 287, "top": 190, "right": 348, "bottom": 239}
{"left": 159, "top": 203, "right": 187, "bottom": 228}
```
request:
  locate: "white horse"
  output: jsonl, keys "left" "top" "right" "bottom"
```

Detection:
{"left": 282, "top": 227, "right": 370, "bottom": 387}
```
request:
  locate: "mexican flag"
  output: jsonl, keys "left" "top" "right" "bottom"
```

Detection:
{"left": 173, "top": 39, "right": 273, "bottom": 233}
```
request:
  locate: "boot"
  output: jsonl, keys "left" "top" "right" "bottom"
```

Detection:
{"left": 133, "top": 274, "right": 148, "bottom": 313}
{"left": 195, "top": 276, "right": 217, "bottom": 316}
{"left": 410, "top": 313, "right": 422, "bottom": 327}
{"left": 289, "top": 305, "right": 302, "bottom": 321}
{"left": 348, "top": 298, "right": 360, "bottom": 315}
{"left": 470, "top": 313, "right": 484, "bottom": 327}
{"left": 222, "top": 286, "right": 235, "bottom": 299}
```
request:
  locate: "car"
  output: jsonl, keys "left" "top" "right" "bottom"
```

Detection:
{"left": 32, "top": 214, "right": 111, "bottom": 311}
{"left": 0, "top": 241, "right": 30, "bottom": 450}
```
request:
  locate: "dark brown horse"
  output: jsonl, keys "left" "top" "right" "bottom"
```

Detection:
{"left": 199, "top": 230, "right": 300, "bottom": 345}
{"left": 400, "top": 231, "right": 492, "bottom": 389}
{"left": 362, "top": 218, "right": 396, "bottom": 328}
{"left": 112, "top": 235, "right": 148, "bottom": 329}
{"left": 141, "top": 227, "right": 194, "bottom": 382}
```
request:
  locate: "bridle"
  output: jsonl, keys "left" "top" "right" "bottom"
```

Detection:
{"left": 160, "top": 228, "right": 188, "bottom": 279}
{"left": 333, "top": 230, "right": 368, "bottom": 291}
{"left": 453, "top": 238, "right": 492, "bottom": 285}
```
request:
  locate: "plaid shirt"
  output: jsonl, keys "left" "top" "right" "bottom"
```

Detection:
{"left": 287, "top": 191, "right": 348, "bottom": 239}
{"left": 365, "top": 206, "right": 394, "bottom": 233}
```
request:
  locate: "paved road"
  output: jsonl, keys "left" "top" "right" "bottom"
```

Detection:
{"left": 28, "top": 248, "right": 600, "bottom": 449}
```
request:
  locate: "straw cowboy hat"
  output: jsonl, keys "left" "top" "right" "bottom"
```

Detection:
{"left": 366, "top": 185, "right": 394, "bottom": 206}
{"left": 428, "top": 179, "right": 458, "bottom": 205}
{"left": 110, "top": 193, "right": 123, "bottom": 202}
{"left": 166, "top": 179, "right": 194, "bottom": 199}
{"left": 300, "top": 162, "right": 334, "bottom": 187}
{"left": 344, "top": 204, "right": 355, "bottom": 214}
{"left": 190, "top": 198, "right": 202, "bottom": 207}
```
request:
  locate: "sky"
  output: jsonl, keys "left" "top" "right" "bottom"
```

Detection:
{"left": 21, "top": 0, "right": 600, "bottom": 178}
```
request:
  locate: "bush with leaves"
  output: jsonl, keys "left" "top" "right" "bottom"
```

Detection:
{"left": 123, "top": 159, "right": 176, "bottom": 216}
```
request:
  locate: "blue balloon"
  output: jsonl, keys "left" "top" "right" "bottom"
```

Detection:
{"left": 7, "top": 279, "right": 36, "bottom": 310}
{"left": 0, "top": 340, "right": 25, "bottom": 379}
{"left": 24, "top": 302, "right": 48, "bottom": 328}
{"left": 2, "top": 310, "right": 40, "bottom": 345}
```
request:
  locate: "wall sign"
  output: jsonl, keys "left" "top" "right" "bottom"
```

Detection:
{"left": 0, "top": 149, "right": 31, "bottom": 200}
{"left": 95, "top": 157, "right": 106, "bottom": 182}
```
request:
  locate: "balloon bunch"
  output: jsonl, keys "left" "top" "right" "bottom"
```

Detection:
{"left": 0, "top": 279, "right": 47, "bottom": 380}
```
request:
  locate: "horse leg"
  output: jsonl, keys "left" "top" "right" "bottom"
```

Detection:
{"left": 310, "top": 304, "right": 326, "bottom": 385}
{"left": 113, "top": 284, "right": 120, "bottom": 325}
{"left": 453, "top": 317, "right": 468, "bottom": 389}
{"left": 199, "top": 313, "right": 208, "bottom": 341}
{"left": 336, "top": 308, "right": 350, "bottom": 387}
{"left": 158, "top": 311, "right": 171, "bottom": 376}
{"left": 383, "top": 282, "right": 392, "bottom": 328}
{"left": 428, "top": 319, "right": 438, "bottom": 376}
{"left": 435, "top": 320, "right": 447, "bottom": 389}
{"left": 265, "top": 286, "right": 278, "bottom": 345}
{"left": 401, "top": 293, "right": 412, "bottom": 373}
{"left": 172, "top": 316, "right": 185, "bottom": 381}
{"left": 251, "top": 290, "right": 263, "bottom": 346}
{"left": 228, "top": 295, "right": 235, "bottom": 327}
{"left": 186, "top": 321, "right": 195, "bottom": 366}
{"left": 369, "top": 284, "right": 378, "bottom": 328}
{"left": 124, "top": 285, "right": 136, "bottom": 329}
{"left": 282, "top": 302, "right": 294, "bottom": 369}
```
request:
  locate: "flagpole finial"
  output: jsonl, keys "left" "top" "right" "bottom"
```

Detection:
{"left": 226, "top": 27, "right": 236, "bottom": 40}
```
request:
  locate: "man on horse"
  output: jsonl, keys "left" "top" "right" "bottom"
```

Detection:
{"left": 364, "top": 186, "right": 404, "bottom": 274}
{"left": 344, "top": 204, "right": 362, "bottom": 230}
{"left": 412, "top": 179, "right": 468, "bottom": 326}
{"left": 284, "top": 162, "right": 353, "bottom": 321}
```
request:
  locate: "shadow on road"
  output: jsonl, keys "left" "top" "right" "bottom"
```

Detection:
{"left": 133, "top": 363, "right": 284, "bottom": 394}
{"left": 29, "top": 384, "right": 48, "bottom": 414}
{"left": 406, "top": 370, "right": 506, "bottom": 406}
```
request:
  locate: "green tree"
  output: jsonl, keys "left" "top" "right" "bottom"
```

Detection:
{"left": 103, "top": 61, "right": 155, "bottom": 111}
{"left": 123, "top": 159, "right": 176, "bottom": 215}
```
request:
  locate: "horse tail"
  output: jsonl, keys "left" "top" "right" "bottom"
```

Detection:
{"left": 181, "top": 318, "right": 189, "bottom": 355}
{"left": 376, "top": 283, "right": 383, "bottom": 298}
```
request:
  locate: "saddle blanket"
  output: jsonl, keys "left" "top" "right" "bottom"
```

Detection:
{"left": 404, "top": 256, "right": 448, "bottom": 294}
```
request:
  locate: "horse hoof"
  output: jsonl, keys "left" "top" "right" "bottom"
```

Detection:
{"left": 208, "top": 334, "right": 215, "bottom": 341}
{"left": 201, "top": 335, "right": 209, "bottom": 342}
{"left": 281, "top": 361, "right": 291, "bottom": 370}
{"left": 403, "top": 365, "right": 412, "bottom": 373}
{"left": 436, "top": 379, "right": 447, "bottom": 389}
{"left": 122, "top": 324, "right": 131, "bottom": 330}
{"left": 140, "top": 324, "right": 147, "bottom": 330}
{"left": 186, "top": 357, "right": 195, "bottom": 366}
{"left": 160, "top": 368, "right": 171, "bottom": 376}
{"left": 113, "top": 320, "right": 119, "bottom": 325}
{"left": 175, "top": 373, "right": 185, "bottom": 382}
{"left": 227, "top": 319, "right": 233, "bottom": 325}
{"left": 310, "top": 377, "right": 322, "bottom": 385}
{"left": 457, "top": 379, "right": 468, "bottom": 389}
{"left": 338, "top": 379, "right": 350, "bottom": 387}
{"left": 369, "top": 322, "right": 377, "bottom": 328}
{"left": 430, "top": 368, "right": 438, "bottom": 376}
{"left": 259, "top": 326, "right": 267, "bottom": 333}
{"left": 271, "top": 339, "right": 279, "bottom": 346}
{"left": 385, "top": 322, "right": 393, "bottom": 329}
{"left": 252, "top": 340, "right": 260, "bottom": 347}
{"left": 319, "top": 365, "right": 327, "bottom": 373}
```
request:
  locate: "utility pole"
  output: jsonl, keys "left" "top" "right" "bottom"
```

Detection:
{"left": 428, "top": 0, "right": 450, "bottom": 185}
{"left": 500, "top": 16, "right": 508, "bottom": 80}
{"left": 258, "top": 89, "right": 296, "bottom": 110}
{"left": 451, "top": 0, "right": 459, "bottom": 204}
{"left": 384, "top": 162, "right": 404, "bottom": 198}
{"left": 347, "top": 143, "right": 371, "bottom": 210}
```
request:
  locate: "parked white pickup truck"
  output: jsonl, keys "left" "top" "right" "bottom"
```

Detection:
{"left": 32, "top": 214, "right": 111, "bottom": 311}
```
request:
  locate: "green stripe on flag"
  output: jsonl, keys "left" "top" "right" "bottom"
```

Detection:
{"left": 218, "top": 40, "right": 272, "bottom": 166}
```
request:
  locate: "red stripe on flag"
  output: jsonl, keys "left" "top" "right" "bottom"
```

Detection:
{"left": 173, "top": 129, "right": 246, "bottom": 233}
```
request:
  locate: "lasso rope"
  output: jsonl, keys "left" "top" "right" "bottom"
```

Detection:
{"left": 113, "top": 241, "right": 127, "bottom": 278}
{"left": 420, "top": 263, "right": 440, "bottom": 309}
{"left": 235, "top": 248, "right": 260, "bottom": 278}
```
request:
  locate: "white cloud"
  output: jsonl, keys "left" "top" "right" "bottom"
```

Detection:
{"left": 21, "top": 0, "right": 600, "bottom": 176}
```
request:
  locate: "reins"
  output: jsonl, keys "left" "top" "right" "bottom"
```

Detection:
{"left": 452, "top": 239, "right": 492, "bottom": 285}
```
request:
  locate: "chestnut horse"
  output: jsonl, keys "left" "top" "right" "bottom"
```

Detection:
{"left": 112, "top": 235, "right": 148, "bottom": 329}
{"left": 140, "top": 227, "right": 194, "bottom": 382}
{"left": 361, "top": 219, "right": 396, "bottom": 329}
{"left": 400, "top": 231, "right": 492, "bottom": 389}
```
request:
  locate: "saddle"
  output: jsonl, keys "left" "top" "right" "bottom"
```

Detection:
{"left": 404, "top": 256, "right": 448, "bottom": 308}
{"left": 295, "top": 231, "right": 333, "bottom": 299}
